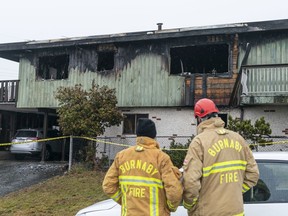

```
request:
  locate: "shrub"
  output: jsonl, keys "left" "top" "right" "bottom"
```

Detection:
{"left": 227, "top": 115, "right": 273, "bottom": 150}
{"left": 163, "top": 136, "right": 194, "bottom": 168}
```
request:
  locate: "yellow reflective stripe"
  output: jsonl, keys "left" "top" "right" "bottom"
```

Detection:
{"left": 155, "top": 187, "right": 159, "bottom": 216}
{"left": 121, "top": 185, "right": 128, "bottom": 216}
{"left": 119, "top": 176, "right": 164, "bottom": 188}
{"left": 167, "top": 200, "right": 176, "bottom": 212}
{"left": 150, "top": 186, "right": 159, "bottom": 216}
{"left": 203, "top": 160, "right": 247, "bottom": 177}
{"left": 192, "top": 198, "right": 198, "bottom": 205}
{"left": 111, "top": 189, "right": 122, "bottom": 202}
{"left": 203, "top": 165, "right": 246, "bottom": 177}
{"left": 242, "top": 183, "right": 250, "bottom": 193}
{"left": 233, "top": 212, "right": 244, "bottom": 216}
{"left": 183, "top": 198, "right": 197, "bottom": 210}
{"left": 120, "top": 176, "right": 161, "bottom": 216}
{"left": 183, "top": 200, "right": 192, "bottom": 209}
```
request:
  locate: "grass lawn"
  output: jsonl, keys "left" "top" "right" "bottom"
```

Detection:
{"left": 0, "top": 166, "right": 108, "bottom": 216}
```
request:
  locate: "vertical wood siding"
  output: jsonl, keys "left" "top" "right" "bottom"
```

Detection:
{"left": 17, "top": 54, "right": 184, "bottom": 108}
{"left": 240, "top": 34, "right": 288, "bottom": 65}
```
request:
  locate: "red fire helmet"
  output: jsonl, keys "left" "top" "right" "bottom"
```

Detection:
{"left": 194, "top": 98, "right": 219, "bottom": 118}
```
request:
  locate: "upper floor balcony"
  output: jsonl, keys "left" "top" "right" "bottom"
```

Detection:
{"left": 240, "top": 64, "right": 288, "bottom": 105}
{"left": 0, "top": 80, "right": 19, "bottom": 103}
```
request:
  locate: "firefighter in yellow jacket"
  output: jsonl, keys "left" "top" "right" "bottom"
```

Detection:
{"left": 183, "top": 98, "right": 259, "bottom": 216}
{"left": 103, "top": 118, "right": 183, "bottom": 216}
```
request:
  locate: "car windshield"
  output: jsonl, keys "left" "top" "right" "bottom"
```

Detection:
{"left": 244, "top": 161, "right": 288, "bottom": 203}
{"left": 15, "top": 131, "right": 37, "bottom": 138}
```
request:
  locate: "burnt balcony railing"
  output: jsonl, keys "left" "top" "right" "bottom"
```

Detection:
{"left": 0, "top": 80, "right": 19, "bottom": 102}
{"left": 240, "top": 64, "right": 288, "bottom": 104}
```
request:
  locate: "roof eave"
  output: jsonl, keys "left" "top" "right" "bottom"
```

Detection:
{"left": 0, "top": 19, "right": 288, "bottom": 53}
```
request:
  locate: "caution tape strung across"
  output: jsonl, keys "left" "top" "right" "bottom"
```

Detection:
{"left": 74, "top": 136, "right": 131, "bottom": 148}
{"left": 0, "top": 136, "right": 70, "bottom": 147}
{"left": 0, "top": 135, "right": 287, "bottom": 151}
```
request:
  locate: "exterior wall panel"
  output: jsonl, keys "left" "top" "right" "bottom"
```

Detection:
{"left": 238, "top": 32, "right": 288, "bottom": 105}
{"left": 17, "top": 53, "right": 185, "bottom": 108}
{"left": 240, "top": 35, "right": 288, "bottom": 65}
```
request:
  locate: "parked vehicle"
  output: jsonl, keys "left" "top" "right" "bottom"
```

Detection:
{"left": 75, "top": 152, "right": 288, "bottom": 216}
{"left": 10, "top": 128, "right": 66, "bottom": 160}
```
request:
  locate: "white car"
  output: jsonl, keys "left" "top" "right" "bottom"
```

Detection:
{"left": 10, "top": 128, "right": 65, "bottom": 160}
{"left": 76, "top": 152, "right": 288, "bottom": 216}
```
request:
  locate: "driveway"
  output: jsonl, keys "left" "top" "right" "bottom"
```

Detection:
{"left": 0, "top": 153, "right": 67, "bottom": 197}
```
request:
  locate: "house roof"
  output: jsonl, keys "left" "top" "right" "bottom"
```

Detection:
{"left": 0, "top": 103, "right": 57, "bottom": 115}
{"left": 1, "top": 18, "right": 288, "bottom": 62}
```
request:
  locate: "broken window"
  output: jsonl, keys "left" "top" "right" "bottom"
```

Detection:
{"left": 170, "top": 44, "right": 229, "bottom": 75}
{"left": 97, "top": 51, "right": 114, "bottom": 71}
{"left": 123, "top": 113, "right": 149, "bottom": 135}
{"left": 37, "top": 55, "right": 69, "bottom": 80}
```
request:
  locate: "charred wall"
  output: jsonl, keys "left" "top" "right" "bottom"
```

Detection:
{"left": 17, "top": 33, "right": 240, "bottom": 108}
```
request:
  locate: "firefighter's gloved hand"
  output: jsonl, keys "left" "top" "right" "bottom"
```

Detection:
{"left": 172, "top": 166, "right": 182, "bottom": 180}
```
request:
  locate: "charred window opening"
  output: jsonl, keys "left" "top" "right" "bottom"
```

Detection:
{"left": 170, "top": 44, "right": 229, "bottom": 75}
{"left": 123, "top": 113, "right": 149, "bottom": 135}
{"left": 97, "top": 51, "right": 114, "bottom": 71}
{"left": 38, "top": 55, "right": 69, "bottom": 80}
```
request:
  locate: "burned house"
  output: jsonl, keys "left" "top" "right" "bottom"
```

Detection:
{"left": 0, "top": 19, "right": 287, "bottom": 141}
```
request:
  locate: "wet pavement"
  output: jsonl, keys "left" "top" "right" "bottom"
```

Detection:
{"left": 0, "top": 154, "right": 68, "bottom": 197}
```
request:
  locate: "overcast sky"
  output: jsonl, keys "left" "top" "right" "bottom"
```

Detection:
{"left": 1, "top": 0, "right": 287, "bottom": 80}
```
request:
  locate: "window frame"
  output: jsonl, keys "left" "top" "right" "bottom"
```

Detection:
{"left": 122, "top": 113, "right": 149, "bottom": 135}
{"left": 97, "top": 51, "right": 115, "bottom": 72}
{"left": 169, "top": 43, "right": 231, "bottom": 77}
{"left": 37, "top": 54, "right": 69, "bottom": 80}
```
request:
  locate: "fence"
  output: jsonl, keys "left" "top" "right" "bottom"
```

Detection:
{"left": 92, "top": 135, "right": 288, "bottom": 162}
{"left": 0, "top": 80, "right": 19, "bottom": 102}
{"left": 1, "top": 135, "right": 288, "bottom": 166}
{"left": 246, "top": 136, "right": 288, "bottom": 152}
{"left": 93, "top": 136, "right": 192, "bottom": 166}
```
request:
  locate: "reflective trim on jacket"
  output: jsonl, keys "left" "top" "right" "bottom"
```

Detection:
{"left": 202, "top": 160, "right": 247, "bottom": 177}
{"left": 183, "top": 117, "right": 259, "bottom": 216}
{"left": 103, "top": 137, "right": 183, "bottom": 216}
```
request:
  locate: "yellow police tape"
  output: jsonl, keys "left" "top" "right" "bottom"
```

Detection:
{"left": 0, "top": 136, "right": 287, "bottom": 151}
{"left": 75, "top": 136, "right": 131, "bottom": 148}
{"left": 0, "top": 136, "right": 70, "bottom": 147}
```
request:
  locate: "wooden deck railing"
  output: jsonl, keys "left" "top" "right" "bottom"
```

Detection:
{"left": 242, "top": 65, "right": 288, "bottom": 96}
{"left": 0, "top": 80, "right": 19, "bottom": 102}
